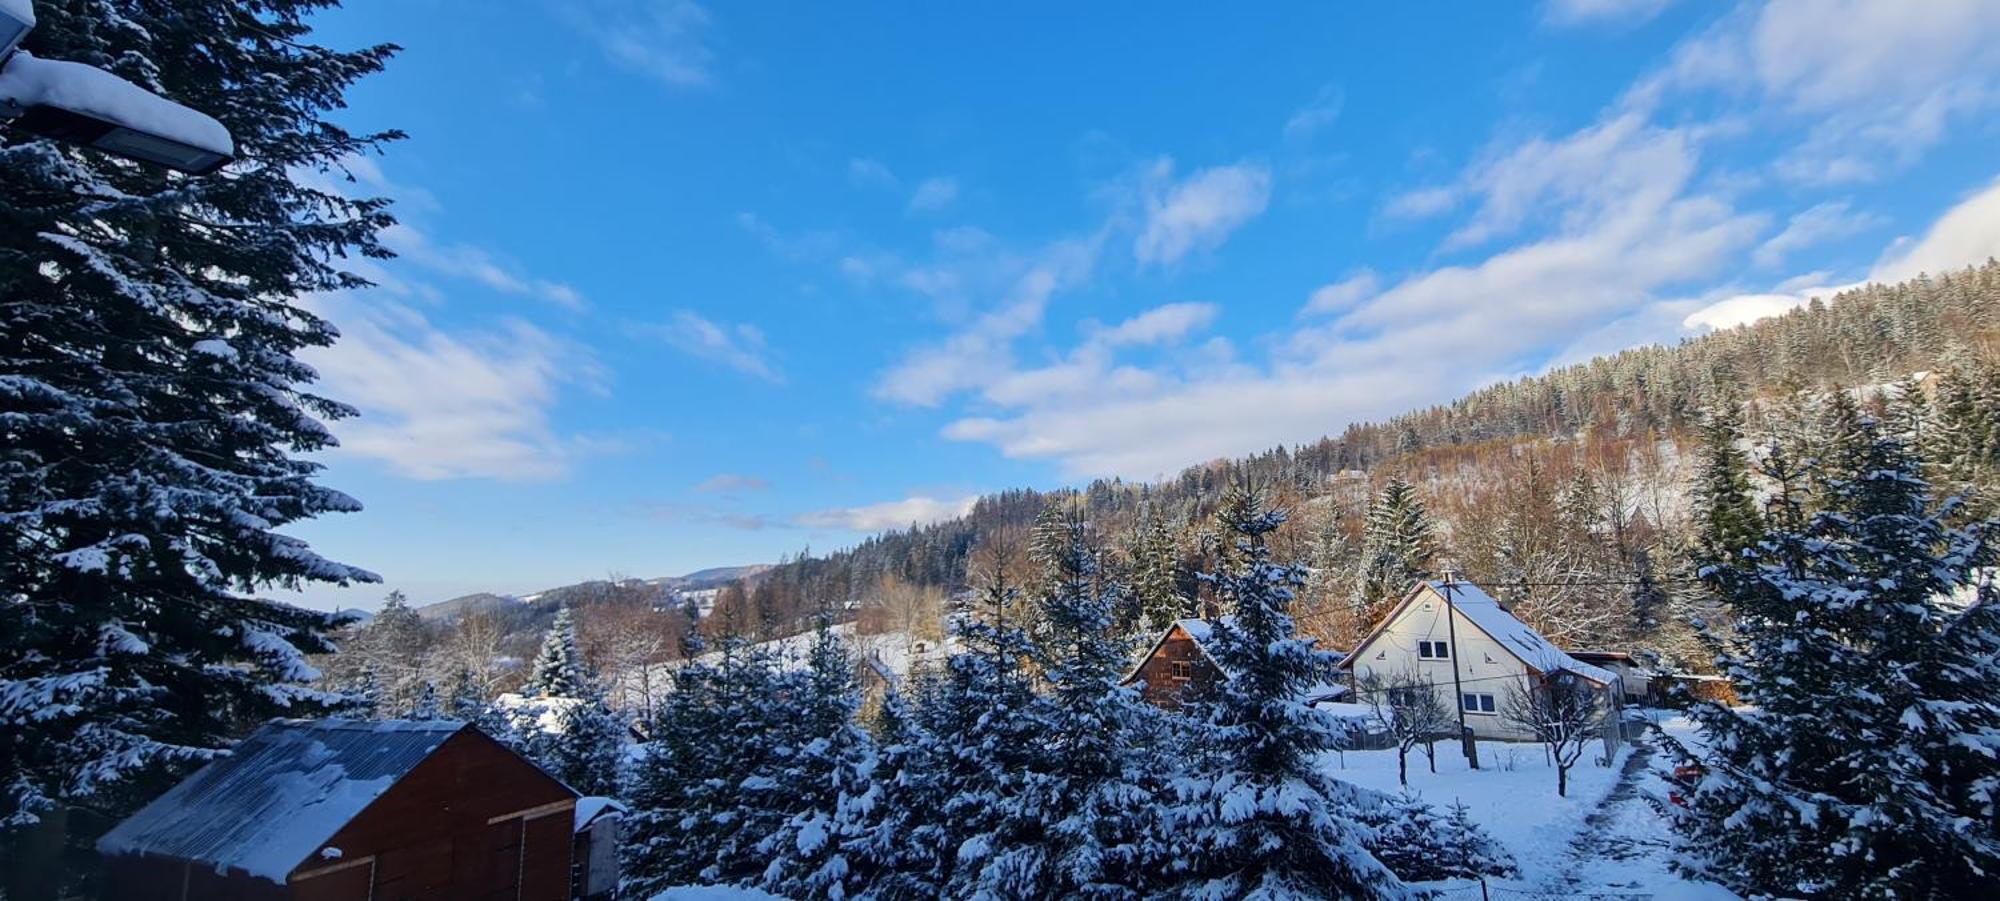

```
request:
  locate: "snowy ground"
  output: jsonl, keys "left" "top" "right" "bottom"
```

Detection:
{"left": 1322, "top": 714, "right": 1739, "bottom": 899}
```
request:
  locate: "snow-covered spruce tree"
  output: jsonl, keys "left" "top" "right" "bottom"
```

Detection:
{"left": 949, "top": 506, "right": 1174, "bottom": 898}
{"left": 895, "top": 561, "right": 1047, "bottom": 897}
{"left": 1163, "top": 486, "right": 1406, "bottom": 899}
{"left": 1687, "top": 396, "right": 1762, "bottom": 565}
{"left": 757, "top": 611, "right": 884, "bottom": 899}
{"left": 1356, "top": 791, "right": 1515, "bottom": 884}
{"left": 0, "top": 0, "right": 396, "bottom": 881}
{"left": 539, "top": 671, "right": 629, "bottom": 799}
{"left": 1673, "top": 395, "right": 2000, "bottom": 897}
{"left": 523, "top": 605, "right": 587, "bottom": 698}
{"left": 1129, "top": 508, "right": 1185, "bottom": 634}
{"left": 622, "top": 635, "right": 790, "bottom": 894}
{"left": 404, "top": 679, "right": 444, "bottom": 720}
{"left": 323, "top": 590, "right": 430, "bottom": 714}
{"left": 1353, "top": 478, "right": 1437, "bottom": 625}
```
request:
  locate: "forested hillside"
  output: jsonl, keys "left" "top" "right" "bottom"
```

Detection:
{"left": 715, "top": 262, "right": 2000, "bottom": 664}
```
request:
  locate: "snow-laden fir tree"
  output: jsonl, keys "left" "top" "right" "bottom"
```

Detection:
{"left": 1163, "top": 486, "right": 1407, "bottom": 899}
{"left": 1353, "top": 478, "right": 1438, "bottom": 625}
{"left": 523, "top": 605, "right": 587, "bottom": 698}
{"left": 622, "top": 635, "right": 792, "bottom": 894}
{"left": 756, "top": 611, "right": 883, "bottom": 900}
{"left": 1128, "top": 508, "right": 1184, "bottom": 634}
{"left": 0, "top": 0, "right": 396, "bottom": 882}
{"left": 1672, "top": 392, "right": 2000, "bottom": 897}
{"left": 1355, "top": 791, "right": 1516, "bottom": 884}
{"left": 405, "top": 680, "right": 444, "bottom": 721}
{"left": 892, "top": 549, "right": 1048, "bottom": 897}
{"left": 953, "top": 505, "right": 1175, "bottom": 898}
{"left": 1687, "top": 396, "right": 1762, "bottom": 564}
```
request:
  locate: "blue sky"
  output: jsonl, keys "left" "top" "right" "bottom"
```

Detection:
{"left": 286, "top": 0, "right": 2000, "bottom": 609}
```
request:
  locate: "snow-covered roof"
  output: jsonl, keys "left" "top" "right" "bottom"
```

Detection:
{"left": 1419, "top": 581, "right": 1620, "bottom": 686}
{"left": 574, "top": 795, "right": 628, "bottom": 831}
{"left": 96, "top": 719, "right": 467, "bottom": 882}
{"left": 1125, "top": 616, "right": 1347, "bottom": 701}
{"left": 1, "top": 0, "right": 34, "bottom": 28}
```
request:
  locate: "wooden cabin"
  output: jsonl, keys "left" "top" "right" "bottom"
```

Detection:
{"left": 1123, "top": 619, "right": 1229, "bottom": 708}
{"left": 1123, "top": 617, "right": 1349, "bottom": 710}
{"left": 96, "top": 719, "right": 579, "bottom": 901}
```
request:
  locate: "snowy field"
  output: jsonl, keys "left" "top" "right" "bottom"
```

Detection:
{"left": 1321, "top": 715, "right": 1739, "bottom": 899}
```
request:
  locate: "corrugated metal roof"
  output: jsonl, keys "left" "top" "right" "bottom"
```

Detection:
{"left": 96, "top": 719, "right": 467, "bottom": 882}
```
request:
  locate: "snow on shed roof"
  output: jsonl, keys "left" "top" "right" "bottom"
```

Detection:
{"left": 574, "top": 795, "right": 628, "bottom": 831}
{"left": 1423, "top": 581, "right": 1620, "bottom": 686}
{"left": 96, "top": 719, "right": 467, "bottom": 882}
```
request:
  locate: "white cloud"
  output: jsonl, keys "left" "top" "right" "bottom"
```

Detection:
{"left": 379, "top": 223, "right": 585, "bottom": 310}
{"left": 1754, "top": 201, "right": 1880, "bottom": 268}
{"left": 1133, "top": 160, "right": 1272, "bottom": 266}
{"left": 1543, "top": 0, "right": 1674, "bottom": 28}
{"left": 1093, "top": 302, "right": 1218, "bottom": 347}
{"left": 1382, "top": 186, "right": 1457, "bottom": 221}
{"left": 559, "top": 0, "right": 718, "bottom": 88}
{"left": 1303, "top": 270, "right": 1379, "bottom": 316}
{"left": 696, "top": 473, "right": 771, "bottom": 493}
{"left": 937, "top": 113, "right": 1765, "bottom": 479}
{"left": 1628, "top": 0, "right": 2000, "bottom": 183}
{"left": 1283, "top": 85, "right": 1344, "bottom": 140}
{"left": 848, "top": 158, "right": 897, "bottom": 188}
{"left": 306, "top": 299, "right": 600, "bottom": 481}
{"left": 907, "top": 177, "right": 959, "bottom": 214}
{"left": 795, "top": 494, "right": 978, "bottom": 532}
{"left": 647, "top": 310, "right": 783, "bottom": 382}
{"left": 1871, "top": 178, "right": 2000, "bottom": 282}
{"left": 1681, "top": 292, "right": 1813, "bottom": 331}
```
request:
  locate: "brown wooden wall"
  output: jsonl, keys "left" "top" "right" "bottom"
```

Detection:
{"left": 1126, "top": 625, "right": 1224, "bottom": 709}
{"left": 100, "top": 729, "right": 576, "bottom": 901}
{"left": 297, "top": 730, "right": 577, "bottom": 901}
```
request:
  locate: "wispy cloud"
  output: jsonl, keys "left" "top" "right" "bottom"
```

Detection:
{"left": 558, "top": 0, "right": 718, "bottom": 88}
{"left": 795, "top": 494, "right": 978, "bottom": 532}
{"left": 1753, "top": 200, "right": 1881, "bottom": 268}
{"left": 1133, "top": 160, "right": 1273, "bottom": 266}
{"left": 646, "top": 309, "right": 784, "bottom": 382}
{"left": 907, "top": 177, "right": 960, "bottom": 214}
{"left": 378, "top": 223, "right": 586, "bottom": 310}
{"left": 306, "top": 298, "right": 604, "bottom": 481}
{"left": 1542, "top": 0, "right": 1674, "bottom": 29}
{"left": 696, "top": 473, "right": 772, "bottom": 493}
{"left": 1283, "top": 85, "right": 1344, "bottom": 140}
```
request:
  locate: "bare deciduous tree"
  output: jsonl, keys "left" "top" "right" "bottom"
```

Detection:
{"left": 1501, "top": 670, "right": 1608, "bottom": 797}
{"left": 1361, "top": 670, "right": 1457, "bottom": 786}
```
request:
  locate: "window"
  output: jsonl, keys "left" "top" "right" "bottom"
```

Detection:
{"left": 1461, "top": 693, "right": 1496, "bottom": 714}
{"left": 1417, "top": 640, "right": 1450, "bottom": 660}
{"left": 1170, "top": 661, "right": 1192, "bottom": 680}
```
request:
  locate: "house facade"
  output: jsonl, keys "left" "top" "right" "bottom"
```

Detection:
{"left": 1341, "top": 580, "right": 1622, "bottom": 741}
{"left": 97, "top": 719, "right": 579, "bottom": 901}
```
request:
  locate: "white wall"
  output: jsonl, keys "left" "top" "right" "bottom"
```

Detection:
{"left": 1350, "top": 585, "right": 1541, "bottom": 740}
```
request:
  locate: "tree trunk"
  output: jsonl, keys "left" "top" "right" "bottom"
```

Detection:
{"left": 1398, "top": 746, "right": 1408, "bottom": 786}
{"left": 1557, "top": 764, "right": 1569, "bottom": 797}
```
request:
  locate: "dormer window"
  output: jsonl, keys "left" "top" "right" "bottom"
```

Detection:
{"left": 1418, "top": 640, "right": 1450, "bottom": 660}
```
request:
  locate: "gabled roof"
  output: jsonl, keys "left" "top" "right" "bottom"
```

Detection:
{"left": 1342, "top": 580, "right": 1620, "bottom": 687}
{"left": 1123, "top": 616, "right": 1347, "bottom": 700}
{"left": 96, "top": 719, "right": 473, "bottom": 882}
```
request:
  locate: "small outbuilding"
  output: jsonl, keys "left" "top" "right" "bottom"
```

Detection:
{"left": 96, "top": 718, "right": 579, "bottom": 901}
{"left": 1123, "top": 617, "right": 1349, "bottom": 710}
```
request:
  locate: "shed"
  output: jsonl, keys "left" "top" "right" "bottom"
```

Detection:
{"left": 1122, "top": 617, "right": 1350, "bottom": 710}
{"left": 572, "top": 797, "right": 626, "bottom": 901}
{"left": 96, "top": 719, "right": 579, "bottom": 901}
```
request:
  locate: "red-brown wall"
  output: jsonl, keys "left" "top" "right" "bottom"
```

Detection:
{"left": 102, "top": 729, "right": 576, "bottom": 901}
{"left": 297, "top": 730, "right": 576, "bottom": 901}
{"left": 1126, "top": 625, "right": 1224, "bottom": 709}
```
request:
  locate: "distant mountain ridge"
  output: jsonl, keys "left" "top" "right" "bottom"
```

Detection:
{"left": 414, "top": 564, "right": 771, "bottom": 622}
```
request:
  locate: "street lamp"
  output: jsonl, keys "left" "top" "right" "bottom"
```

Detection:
{"left": 0, "top": 0, "right": 234, "bottom": 175}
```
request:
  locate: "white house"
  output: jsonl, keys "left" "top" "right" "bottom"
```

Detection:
{"left": 1341, "top": 579, "right": 1622, "bottom": 741}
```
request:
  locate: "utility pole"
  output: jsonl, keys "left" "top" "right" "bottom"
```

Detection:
{"left": 1441, "top": 571, "right": 1478, "bottom": 768}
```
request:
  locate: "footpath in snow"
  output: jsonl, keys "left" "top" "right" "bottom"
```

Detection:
{"left": 1321, "top": 717, "right": 1739, "bottom": 899}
